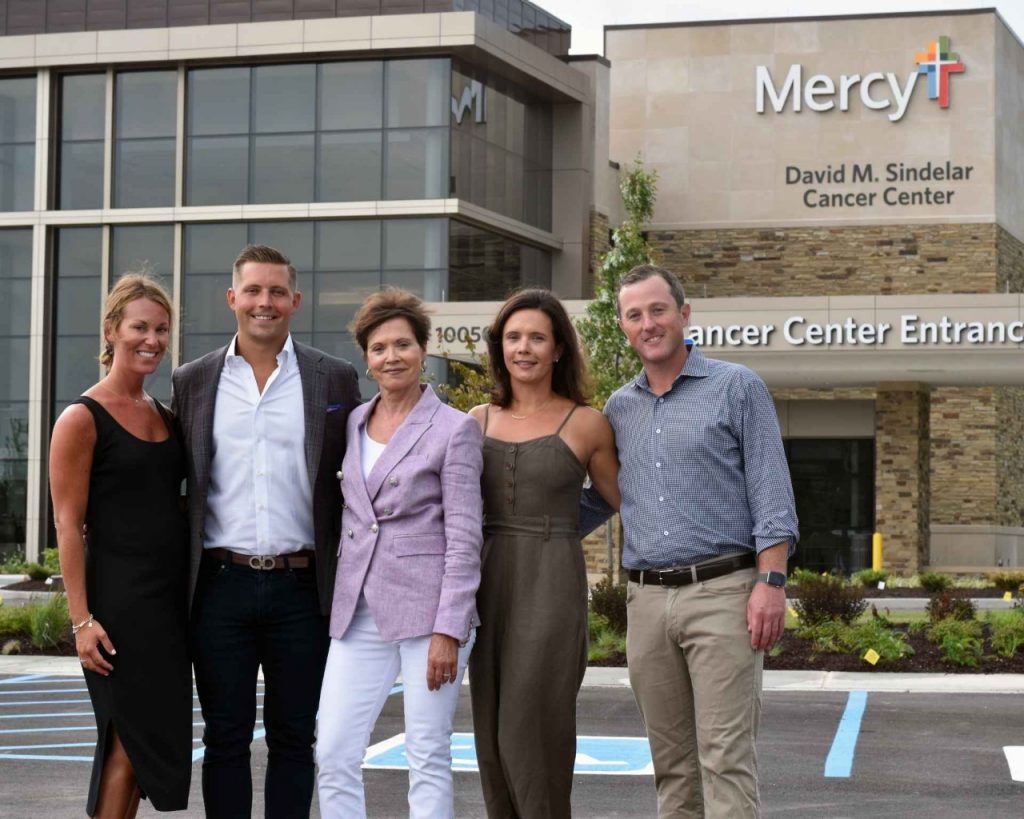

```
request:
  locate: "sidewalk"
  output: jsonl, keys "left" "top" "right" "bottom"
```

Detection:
{"left": 3, "top": 655, "right": 1022, "bottom": 694}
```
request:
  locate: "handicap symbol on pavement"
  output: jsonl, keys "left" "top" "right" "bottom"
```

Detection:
{"left": 364, "top": 733, "right": 653, "bottom": 776}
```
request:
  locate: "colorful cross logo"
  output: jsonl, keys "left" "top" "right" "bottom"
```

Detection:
{"left": 915, "top": 36, "right": 965, "bottom": 108}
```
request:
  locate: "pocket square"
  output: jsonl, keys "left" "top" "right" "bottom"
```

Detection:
{"left": 326, "top": 403, "right": 342, "bottom": 413}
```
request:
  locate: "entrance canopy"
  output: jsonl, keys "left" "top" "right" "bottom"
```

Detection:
{"left": 426, "top": 294, "right": 1024, "bottom": 388}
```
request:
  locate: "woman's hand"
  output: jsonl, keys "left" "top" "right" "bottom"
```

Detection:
{"left": 76, "top": 619, "right": 116, "bottom": 676}
{"left": 426, "top": 633, "right": 459, "bottom": 691}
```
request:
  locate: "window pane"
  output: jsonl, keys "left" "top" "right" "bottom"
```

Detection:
{"left": 318, "top": 131, "right": 381, "bottom": 202}
{"left": 386, "top": 60, "right": 448, "bottom": 128}
{"left": 384, "top": 129, "right": 447, "bottom": 200}
{"left": 54, "top": 335, "right": 99, "bottom": 404}
{"left": 114, "top": 138, "right": 175, "bottom": 207}
{"left": 182, "top": 275, "right": 235, "bottom": 336}
{"left": 316, "top": 221, "right": 381, "bottom": 271}
{"left": 112, "top": 225, "right": 175, "bottom": 280}
{"left": 0, "top": 339, "right": 30, "bottom": 402}
{"left": 185, "top": 223, "right": 247, "bottom": 274}
{"left": 57, "top": 227, "right": 103, "bottom": 277}
{"left": 61, "top": 74, "right": 105, "bottom": 140}
{"left": 116, "top": 71, "right": 177, "bottom": 139}
{"left": 55, "top": 277, "right": 102, "bottom": 335}
{"left": 251, "top": 134, "right": 314, "bottom": 204}
{"left": 147, "top": 357, "right": 172, "bottom": 405}
{"left": 188, "top": 67, "right": 250, "bottom": 136}
{"left": 252, "top": 64, "right": 316, "bottom": 134}
{"left": 0, "top": 229, "right": 32, "bottom": 278}
{"left": 319, "top": 62, "right": 383, "bottom": 131}
{"left": 183, "top": 333, "right": 232, "bottom": 365}
{"left": 0, "top": 144, "right": 35, "bottom": 211}
{"left": 0, "top": 278, "right": 32, "bottom": 336}
{"left": 383, "top": 219, "right": 445, "bottom": 269}
{"left": 59, "top": 141, "right": 104, "bottom": 210}
{"left": 313, "top": 271, "right": 378, "bottom": 331}
{"left": 249, "top": 222, "right": 314, "bottom": 274}
{"left": 187, "top": 136, "right": 248, "bottom": 205}
{"left": 383, "top": 268, "right": 446, "bottom": 301}
{"left": 0, "top": 77, "right": 36, "bottom": 143}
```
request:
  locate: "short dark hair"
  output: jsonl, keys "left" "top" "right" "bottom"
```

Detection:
{"left": 350, "top": 287, "right": 431, "bottom": 353}
{"left": 616, "top": 264, "right": 686, "bottom": 316}
{"left": 232, "top": 244, "right": 297, "bottom": 291}
{"left": 486, "top": 289, "right": 590, "bottom": 408}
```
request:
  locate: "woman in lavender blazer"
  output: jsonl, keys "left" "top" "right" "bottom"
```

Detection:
{"left": 316, "top": 288, "right": 484, "bottom": 819}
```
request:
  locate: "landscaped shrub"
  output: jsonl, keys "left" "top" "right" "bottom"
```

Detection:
{"left": 587, "top": 611, "right": 626, "bottom": 662}
{"left": 918, "top": 571, "right": 952, "bottom": 593}
{"left": 852, "top": 569, "right": 889, "bottom": 587}
{"left": 0, "top": 550, "right": 29, "bottom": 574}
{"left": 0, "top": 603, "right": 32, "bottom": 637}
{"left": 797, "top": 619, "right": 914, "bottom": 663}
{"left": 791, "top": 574, "right": 867, "bottom": 626}
{"left": 988, "top": 571, "right": 1024, "bottom": 593}
{"left": 787, "top": 567, "right": 821, "bottom": 587}
{"left": 589, "top": 573, "right": 626, "bottom": 635}
{"left": 988, "top": 612, "right": 1024, "bottom": 659}
{"left": 25, "top": 563, "right": 51, "bottom": 582}
{"left": 926, "top": 591, "right": 977, "bottom": 623}
{"left": 40, "top": 548, "right": 61, "bottom": 576}
{"left": 27, "top": 594, "right": 68, "bottom": 650}
{"left": 927, "top": 617, "right": 983, "bottom": 667}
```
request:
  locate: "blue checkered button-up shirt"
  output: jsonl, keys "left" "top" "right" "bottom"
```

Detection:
{"left": 581, "top": 342, "right": 799, "bottom": 570}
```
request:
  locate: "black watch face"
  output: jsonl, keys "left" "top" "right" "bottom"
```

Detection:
{"left": 764, "top": 571, "right": 786, "bottom": 587}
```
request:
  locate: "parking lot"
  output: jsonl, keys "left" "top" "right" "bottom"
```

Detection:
{"left": 0, "top": 669, "right": 1021, "bottom": 818}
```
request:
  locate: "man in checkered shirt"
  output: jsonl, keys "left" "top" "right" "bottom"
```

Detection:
{"left": 582, "top": 264, "right": 799, "bottom": 818}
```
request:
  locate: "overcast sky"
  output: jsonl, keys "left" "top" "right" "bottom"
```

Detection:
{"left": 535, "top": 1, "right": 1024, "bottom": 55}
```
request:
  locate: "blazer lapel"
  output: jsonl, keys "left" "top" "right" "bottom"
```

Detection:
{"left": 346, "top": 400, "right": 376, "bottom": 519}
{"left": 364, "top": 386, "right": 439, "bottom": 501}
{"left": 195, "top": 348, "right": 227, "bottom": 497}
{"left": 296, "top": 343, "right": 326, "bottom": 489}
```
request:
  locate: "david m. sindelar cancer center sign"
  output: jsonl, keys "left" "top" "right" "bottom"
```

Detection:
{"left": 758, "top": 36, "right": 974, "bottom": 211}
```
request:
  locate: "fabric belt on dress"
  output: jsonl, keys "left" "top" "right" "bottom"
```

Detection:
{"left": 483, "top": 515, "right": 579, "bottom": 541}
{"left": 627, "top": 551, "right": 755, "bottom": 587}
{"left": 205, "top": 548, "right": 315, "bottom": 571}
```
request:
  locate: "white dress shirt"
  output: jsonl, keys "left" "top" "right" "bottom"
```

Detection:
{"left": 203, "top": 334, "right": 315, "bottom": 555}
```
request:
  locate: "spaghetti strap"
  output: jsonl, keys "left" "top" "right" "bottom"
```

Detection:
{"left": 483, "top": 404, "right": 492, "bottom": 435}
{"left": 554, "top": 404, "right": 580, "bottom": 435}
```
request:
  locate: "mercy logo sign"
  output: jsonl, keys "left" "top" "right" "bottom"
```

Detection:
{"left": 756, "top": 36, "right": 965, "bottom": 122}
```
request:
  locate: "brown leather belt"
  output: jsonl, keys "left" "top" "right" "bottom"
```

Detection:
{"left": 628, "top": 551, "right": 755, "bottom": 587}
{"left": 206, "top": 548, "right": 315, "bottom": 571}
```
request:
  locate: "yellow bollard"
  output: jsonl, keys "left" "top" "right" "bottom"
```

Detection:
{"left": 872, "top": 532, "right": 883, "bottom": 571}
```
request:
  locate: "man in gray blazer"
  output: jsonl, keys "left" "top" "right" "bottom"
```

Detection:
{"left": 172, "top": 244, "right": 360, "bottom": 818}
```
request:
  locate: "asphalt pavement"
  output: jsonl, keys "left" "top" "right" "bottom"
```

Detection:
{"left": 0, "top": 657, "right": 1021, "bottom": 818}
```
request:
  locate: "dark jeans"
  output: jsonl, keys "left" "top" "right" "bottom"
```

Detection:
{"left": 192, "top": 554, "right": 329, "bottom": 819}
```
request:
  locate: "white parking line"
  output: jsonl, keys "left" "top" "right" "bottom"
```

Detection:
{"left": 1004, "top": 746, "right": 1024, "bottom": 782}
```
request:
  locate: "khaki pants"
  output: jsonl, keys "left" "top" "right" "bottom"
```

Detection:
{"left": 626, "top": 568, "right": 762, "bottom": 819}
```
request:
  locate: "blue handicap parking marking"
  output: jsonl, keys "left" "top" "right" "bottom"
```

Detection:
{"left": 364, "top": 733, "right": 653, "bottom": 776}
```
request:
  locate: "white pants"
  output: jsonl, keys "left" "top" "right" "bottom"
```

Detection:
{"left": 316, "top": 598, "right": 474, "bottom": 819}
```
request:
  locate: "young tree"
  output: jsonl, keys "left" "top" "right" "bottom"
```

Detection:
{"left": 577, "top": 159, "right": 658, "bottom": 408}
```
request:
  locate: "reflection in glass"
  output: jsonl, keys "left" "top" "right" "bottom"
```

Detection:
{"left": 319, "top": 62, "right": 383, "bottom": 131}
{"left": 253, "top": 64, "right": 316, "bottom": 134}
{"left": 0, "top": 144, "right": 35, "bottom": 211}
{"left": 116, "top": 72, "right": 177, "bottom": 139}
{"left": 448, "top": 221, "right": 550, "bottom": 301}
{"left": 0, "top": 338, "right": 30, "bottom": 403}
{"left": 185, "top": 223, "right": 248, "bottom": 274}
{"left": 317, "top": 221, "right": 381, "bottom": 271}
{"left": 318, "top": 132, "right": 382, "bottom": 202}
{"left": 62, "top": 75, "right": 106, "bottom": 140}
{"left": 249, "top": 222, "right": 314, "bottom": 273}
{"left": 386, "top": 60, "right": 448, "bottom": 128}
{"left": 112, "top": 225, "right": 175, "bottom": 281}
{"left": 187, "top": 136, "right": 249, "bottom": 205}
{"left": 59, "top": 141, "right": 104, "bottom": 210}
{"left": 251, "top": 134, "right": 315, "bottom": 204}
{"left": 385, "top": 129, "right": 447, "bottom": 200}
{"left": 188, "top": 67, "right": 250, "bottom": 136}
{"left": 57, "top": 227, "right": 103, "bottom": 277}
{"left": 59, "top": 74, "right": 105, "bottom": 210}
{"left": 182, "top": 275, "right": 236, "bottom": 338}
{"left": 384, "top": 220, "right": 446, "bottom": 270}
{"left": 114, "top": 138, "right": 175, "bottom": 208}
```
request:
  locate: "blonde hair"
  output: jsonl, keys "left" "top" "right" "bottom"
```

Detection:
{"left": 101, "top": 273, "right": 174, "bottom": 370}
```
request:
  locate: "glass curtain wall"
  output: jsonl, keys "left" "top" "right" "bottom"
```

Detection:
{"left": 186, "top": 58, "right": 449, "bottom": 206}
{"left": 58, "top": 73, "right": 105, "bottom": 210}
{"left": 113, "top": 71, "right": 177, "bottom": 207}
{"left": 448, "top": 221, "right": 551, "bottom": 301}
{"left": 0, "top": 77, "right": 35, "bottom": 212}
{"left": 0, "top": 229, "right": 32, "bottom": 557}
{"left": 450, "top": 61, "right": 553, "bottom": 229}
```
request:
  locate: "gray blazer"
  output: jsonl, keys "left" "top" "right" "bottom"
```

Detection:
{"left": 171, "top": 340, "right": 360, "bottom": 615}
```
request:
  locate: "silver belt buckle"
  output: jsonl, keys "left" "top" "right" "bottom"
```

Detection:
{"left": 249, "top": 555, "right": 276, "bottom": 571}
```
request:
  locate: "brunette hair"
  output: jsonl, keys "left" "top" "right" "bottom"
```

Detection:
{"left": 486, "top": 289, "right": 590, "bottom": 408}
{"left": 615, "top": 264, "right": 686, "bottom": 316}
{"left": 101, "top": 273, "right": 174, "bottom": 370}
{"left": 350, "top": 288, "right": 431, "bottom": 353}
{"left": 232, "top": 244, "right": 297, "bottom": 291}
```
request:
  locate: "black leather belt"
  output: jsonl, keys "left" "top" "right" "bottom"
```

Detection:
{"left": 628, "top": 551, "right": 755, "bottom": 587}
{"left": 206, "top": 548, "right": 315, "bottom": 571}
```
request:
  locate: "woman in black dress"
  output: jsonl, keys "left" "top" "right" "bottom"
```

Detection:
{"left": 49, "top": 274, "right": 191, "bottom": 817}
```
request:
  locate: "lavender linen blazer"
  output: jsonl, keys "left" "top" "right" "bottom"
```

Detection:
{"left": 329, "top": 385, "right": 484, "bottom": 644}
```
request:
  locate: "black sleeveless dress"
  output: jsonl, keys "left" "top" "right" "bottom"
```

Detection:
{"left": 74, "top": 396, "right": 192, "bottom": 814}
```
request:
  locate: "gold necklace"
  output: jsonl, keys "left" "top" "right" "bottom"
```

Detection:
{"left": 508, "top": 397, "right": 554, "bottom": 421}
{"left": 98, "top": 382, "right": 148, "bottom": 405}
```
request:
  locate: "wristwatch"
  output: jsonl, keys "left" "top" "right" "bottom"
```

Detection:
{"left": 757, "top": 571, "right": 787, "bottom": 588}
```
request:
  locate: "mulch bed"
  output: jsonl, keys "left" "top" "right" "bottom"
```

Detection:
{"left": 1, "top": 580, "right": 55, "bottom": 592}
{"left": 785, "top": 586, "right": 1011, "bottom": 599}
{"left": 0, "top": 636, "right": 76, "bottom": 657}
